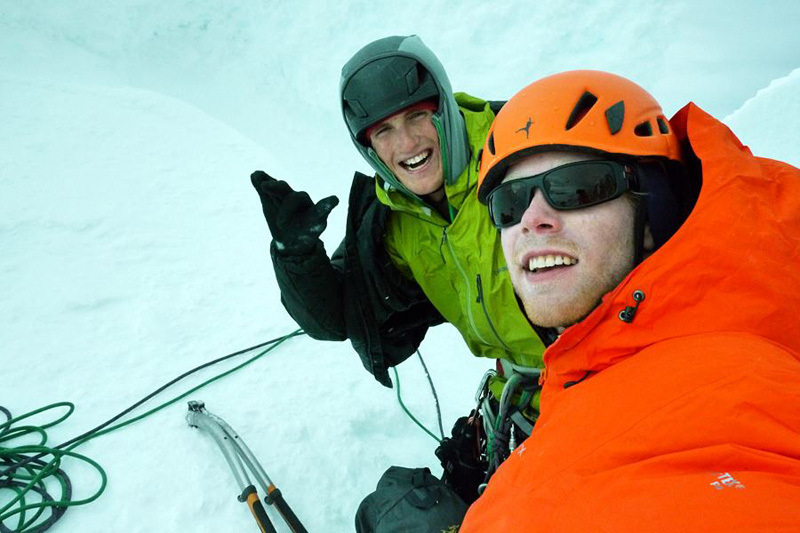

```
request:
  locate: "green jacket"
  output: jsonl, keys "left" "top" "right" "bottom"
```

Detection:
{"left": 378, "top": 93, "right": 545, "bottom": 374}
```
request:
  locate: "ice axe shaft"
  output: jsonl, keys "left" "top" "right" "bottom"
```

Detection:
{"left": 265, "top": 484, "right": 306, "bottom": 533}
{"left": 186, "top": 401, "right": 307, "bottom": 533}
{"left": 242, "top": 484, "right": 277, "bottom": 533}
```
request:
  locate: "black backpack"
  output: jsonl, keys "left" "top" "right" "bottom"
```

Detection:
{"left": 355, "top": 466, "right": 467, "bottom": 532}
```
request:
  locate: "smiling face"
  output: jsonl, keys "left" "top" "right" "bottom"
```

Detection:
{"left": 500, "top": 151, "right": 643, "bottom": 329}
{"left": 368, "top": 105, "right": 443, "bottom": 198}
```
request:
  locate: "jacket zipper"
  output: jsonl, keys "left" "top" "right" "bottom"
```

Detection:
{"left": 439, "top": 229, "right": 448, "bottom": 263}
{"left": 443, "top": 227, "right": 491, "bottom": 346}
{"left": 475, "top": 274, "right": 512, "bottom": 351}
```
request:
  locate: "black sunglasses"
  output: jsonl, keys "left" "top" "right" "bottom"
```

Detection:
{"left": 487, "top": 160, "right": 635, "bottom": 228}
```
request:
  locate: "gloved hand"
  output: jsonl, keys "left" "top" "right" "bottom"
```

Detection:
{"left": 435, "top": 415, "right": 488, "bottom": 504}
{"left": 251, "top": 170, "right": 339, "bottom": 255}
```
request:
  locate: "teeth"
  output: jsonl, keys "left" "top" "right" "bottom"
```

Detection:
{"left": 403, "top": 150, "right": 430, "bottom": 168}
{"left": 527, "top": 255, "right": 576, "bottom": 272}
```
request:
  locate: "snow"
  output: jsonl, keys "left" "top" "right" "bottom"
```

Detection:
{"left": 724, "top": 67, "right": 800, "bottom": 167}
{"left": 1, "top": 1, "right": 798, "bottom": 531}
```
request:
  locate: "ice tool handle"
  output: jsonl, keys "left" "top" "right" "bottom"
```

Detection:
{"left": 186, "top": 401, "right": 308, "bottom": 533}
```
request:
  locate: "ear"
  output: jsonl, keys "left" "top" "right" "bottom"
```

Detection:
{"left": 643, "top": 223, "right": 655, "bottom": 253}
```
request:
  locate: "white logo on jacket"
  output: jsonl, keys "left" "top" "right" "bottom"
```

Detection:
{"left": 710, "top": 472, "right": 746, "bottom": 490}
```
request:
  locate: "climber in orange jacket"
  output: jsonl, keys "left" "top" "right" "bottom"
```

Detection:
{"left": 461, "top": 70, "right": 800, "bottom": 531}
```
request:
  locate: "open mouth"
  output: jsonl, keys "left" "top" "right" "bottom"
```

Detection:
{"left": 399, "top": 149, "right": 432, "bottom": 171}
{"left": 526, "top": 254, "right": 578, "bottom": 274}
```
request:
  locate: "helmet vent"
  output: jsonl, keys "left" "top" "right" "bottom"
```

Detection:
{"left": 487, "top": 132, "right": 496, "bottom": 155}
{"left": 634, "top": 120, "right": 654, "bottom": 137}
{"left": 566, "top": 91, "right": 598, "bottom": 130}
{"left": 604, "top": 101, "right": 625, "bottom": 135}
{"left": 405, "top": 65, "right": 421, "bottom": 95}
{"left": 657, "top": 117, "right": 670, "bottom": 134}
{"left": 345, "top": 98, "right": 368, "bottom": 118}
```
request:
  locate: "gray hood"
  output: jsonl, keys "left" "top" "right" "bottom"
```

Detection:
{"left": 339, "top": 35, "right": 470, "bottom": 200}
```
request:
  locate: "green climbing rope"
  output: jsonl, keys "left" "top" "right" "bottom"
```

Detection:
{"left": 0, "top": 329, "right": 303, "bottom": 532}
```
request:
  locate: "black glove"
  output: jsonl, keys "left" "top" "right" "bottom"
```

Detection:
{"left": 251, "top": 170, "right": 339, "bottom": 255}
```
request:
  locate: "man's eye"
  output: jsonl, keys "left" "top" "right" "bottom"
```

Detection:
{"left": 409, "top": 111, "right": 427, "bottom": 120}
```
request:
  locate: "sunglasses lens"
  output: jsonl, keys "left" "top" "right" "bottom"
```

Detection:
{"left": 488, "top": 161, "right": 624, "bottom": 228}
{"left": 490, "top": 179, "right": 533, "bottom": 228}
{"left": 544, "top": 162, "right": 620, "bottom": 209}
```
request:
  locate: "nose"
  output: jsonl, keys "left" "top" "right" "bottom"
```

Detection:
{"left": 394, "top": 124, "right": 418, "bottom": 153}
{"left": 519, "top": 190, "right": 563, "bottom": 234}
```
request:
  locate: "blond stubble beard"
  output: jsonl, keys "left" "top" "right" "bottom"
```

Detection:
{"left": 515, "top": 231, "right": 637, "bottom": 329}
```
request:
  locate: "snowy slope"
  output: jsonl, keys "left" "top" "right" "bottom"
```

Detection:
{"left": 724, "top": 67, "right": 800, "bottom": 167}
{"left": 0, "top": 76, "right": 488, "bottom": 532}
{"left": 2, "top": 1, "right": 799, "bottom": 532}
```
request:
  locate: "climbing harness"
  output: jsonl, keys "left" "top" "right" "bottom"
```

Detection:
{"left": 435, "top": 362, "right": 541, "bottom": 504}
{"left": 186, "top": 401, "right": 306, "bottom": 533}
{"left": 477, "top": 362, "right": 541, "bottom": 488}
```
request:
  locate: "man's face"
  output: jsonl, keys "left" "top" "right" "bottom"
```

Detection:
{"left": 500, "top": 151, "right": 640, "bottom": 329}
{"left": 368, "top": 106, "right": 443, "bottom": 197}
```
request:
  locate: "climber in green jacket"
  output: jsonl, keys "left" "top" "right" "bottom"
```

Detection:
{"left": 250, "top": 35, "right": 548, "bottom": 501}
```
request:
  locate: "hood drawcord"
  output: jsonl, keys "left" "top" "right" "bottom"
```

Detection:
{"left": 619, "top": 290, "right": 646, "bottom": 323}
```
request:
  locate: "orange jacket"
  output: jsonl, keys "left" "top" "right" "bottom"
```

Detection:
{"left": 460, "top": 104, "right": 800, "bottom": 532}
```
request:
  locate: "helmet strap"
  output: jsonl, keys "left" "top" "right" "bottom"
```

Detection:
{"left": 632, "top": 196, "right": 648, "bottom": 267}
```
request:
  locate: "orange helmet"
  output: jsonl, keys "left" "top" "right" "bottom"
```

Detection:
{"left": 477, "top": 70, "right": 682, "bottom": 203}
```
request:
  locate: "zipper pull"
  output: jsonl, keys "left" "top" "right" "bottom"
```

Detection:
{"left": 439, "top": 228, "right": 448, "bottom": 263}
{"left": 476, "top": 274, "right": 484, "bottom": 303}
{"left": 538, "top": 367, "right": 547, "bottom": 387}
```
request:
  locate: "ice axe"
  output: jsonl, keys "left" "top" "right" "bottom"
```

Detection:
{"left": 186, "top": 401, "right": 307, "bottom": 533}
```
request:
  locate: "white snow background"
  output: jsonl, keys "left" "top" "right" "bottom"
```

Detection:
{"left": 2, "top": 1, "right": 799, "bottom": 531}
